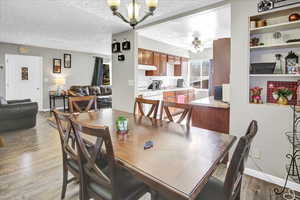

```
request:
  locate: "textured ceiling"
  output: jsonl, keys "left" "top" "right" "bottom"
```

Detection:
{"left": 138, "top": 5, "right": 231, "bottom": 50}
{"left": 0, "top": 0, "right": 225, "bottom": 55}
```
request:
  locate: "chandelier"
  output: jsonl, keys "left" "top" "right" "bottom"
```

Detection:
{"left": 192, "top": 37, "right": 204, "bottom": 53}
{"left": 107, "top": 0, "right": 158, "bottom": 28}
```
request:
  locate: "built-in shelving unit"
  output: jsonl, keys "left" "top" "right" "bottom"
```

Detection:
{"left": 250, "top": 41, "right": 300, "bottom": 50}
{"left": 250, "top": 74, "right": 300, "bottom": 77}
{"left": 250, "top": 20, "right": 300, "bottom": 34}
{"left": 249, "top": 6, "right": 300, "bottom": 106}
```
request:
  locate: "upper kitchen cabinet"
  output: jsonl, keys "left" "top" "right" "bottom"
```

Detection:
{"left": 138, "top": 48, "right": 154, "bottom": 65}
{"left": 167, "top": 55, "right": 175, "bottom": 63}
{"left": 146, "top": 52, "right": 168, "bottom": 76}
{"left": 146, "top": 52, "right": 160, "bottom": 76}
{"left": 210, "top": 38, "right": 231, "bottom": 95}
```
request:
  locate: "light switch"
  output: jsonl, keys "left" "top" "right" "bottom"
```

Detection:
{"left": 128, "top": 80, "right": 135, "bottom": 86}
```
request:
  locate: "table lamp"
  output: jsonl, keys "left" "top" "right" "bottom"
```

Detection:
{"left": 54, "top": 77, "right": 66, "bottom": 95}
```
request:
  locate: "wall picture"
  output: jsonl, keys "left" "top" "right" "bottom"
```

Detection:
{"left": 21, "top": 67, "right": 28, "bottom": 80}
{"left": 112, "top": 42, "right": 121, "bottom": 53}
{"left": 53, "top": 59, "right": 62, "bottom": 73}
{"left": 122, "top": 40, "right": 131, "bottom": 51}
{"left": 258, "top": 0, "right": 300, "bottom": 12}
{"left": 64, "top": 54, "right": 71, "bottom": 68}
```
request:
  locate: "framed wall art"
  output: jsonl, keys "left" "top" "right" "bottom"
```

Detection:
{"left": 64, "top": 54, "right": 71, "bottom": 68}
{"left": 112, "top": 41, "right": 121, "bottom": 53}
{"left": 258, "top": 0, "right": 300, "bottom": 13}
{"left": 122, "top": 40, "right": 131, "bottom": 51}
{"left": 21, "top": 67, "right": 28, "bottom": 80}
{"left": 53, "top": 58, "right": 62, "bottom": 73}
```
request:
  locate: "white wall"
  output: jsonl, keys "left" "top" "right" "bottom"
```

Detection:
{"left": 112, "top": 31, "right": 137, "bottom": 113}
{"left": 0, "top": 42, "right": 110, "bottom": 110}
{"left": 230, "top": 0, "right": 295, "bottom": 180}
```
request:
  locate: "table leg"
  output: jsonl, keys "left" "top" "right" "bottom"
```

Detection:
{"left": 49, "top": 96, "right": 52, "bottom": 116}
{"left": 63, "top": 96, "right": 66, "bottom": 112}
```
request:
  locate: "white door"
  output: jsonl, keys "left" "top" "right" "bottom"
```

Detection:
{"left": 5, "top": 54, "right": 43, "bottom": 109}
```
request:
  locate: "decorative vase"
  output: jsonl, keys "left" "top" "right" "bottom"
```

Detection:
{"left": 277, "top": 96, "right": 288, "bottom": 105}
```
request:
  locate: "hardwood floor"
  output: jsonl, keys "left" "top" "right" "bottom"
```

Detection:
{"left": 0, "top": 113, "right": 293, "bottom": 200}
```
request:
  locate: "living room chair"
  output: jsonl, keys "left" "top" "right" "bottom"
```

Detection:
{"left": 154, "top": 120, "right": 258, "bottom": 200}
{"left": 69, "top": 96, "right": 97, "bottom": 113}
{"left": 159, "top": 101, "right": 193, "bottom": 126}
{"left": 0, "top": 98, "right": 38, "bottom": 133}
{"left": 70, "top": 118, "right": 149, "bottom": 200}
{"left": 134, "top": 98, "right": 160, "bottom": 119}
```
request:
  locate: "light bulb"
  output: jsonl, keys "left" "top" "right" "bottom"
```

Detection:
{"left": 128, "top": 2, "right": 140, "bottom": 20}
{"left": 145, "top": 0, "right": 158, "bottom": 9}
{"left": 107, "top": 0, "right": 120, "bottom": 10}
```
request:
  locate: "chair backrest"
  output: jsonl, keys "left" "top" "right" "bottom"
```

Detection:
{"left": 134, "top": 97, "right": 160, "bottom": 118}
{"left": 224, "top": 120, "right": 258, "bottom": 200}
{"left": 159, "top": 101, "right": 193, "bottom": 126}
{"left": 53, "top": 110, "right": 79, "bottom": 163}
{"left": 69, "top": 96, "right": 97, "bottom": 113}
{"left": 70, "top": 118, "right": 117, "bottom": 199}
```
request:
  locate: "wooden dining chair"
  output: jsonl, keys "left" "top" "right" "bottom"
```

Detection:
{"left": 54, "top": 110, "right": 108, "bottom": 199}
{"left": 69, "top": 96, "right": 97, "bottom": 113}
{"left": 155, "top": 120, "right": 258, "bottom": 200}
{"left": 70, "top": 118, "right": 149, "bottom": 200}
{"left": 53, "top": 110, "right": 81, "bottom": 199}
{"left": 134, "top": 97, "right": 160, "bottom": 119}
{"left": 159, "top": 101, "right": 193, "bottom": 126}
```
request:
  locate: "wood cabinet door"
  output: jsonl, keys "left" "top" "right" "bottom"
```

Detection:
{"left": 167, "top": 55, "right": 175, "bottom": 63}
{"left": 211, "top": 38, "right": 230, "bottom": 95}
{"left": 146, "top": 52, "right": 160, "bottom": 76}
{"left": 138, "top": 49, "right": 143, "bottom": 64}
{"left": 160, "top": 54, "right": 167, "bottom": 76}
{"left": 174, "top": 64, "right": 182, "bottom": 76}
{"left": 143, "top": 49, "right": 154, "bottom": 65}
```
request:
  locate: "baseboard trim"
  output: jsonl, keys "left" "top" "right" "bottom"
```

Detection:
{"left": 245, "top": 168, "right": 300, "bottom": 192}
{"left": 40, "top": 107, "right": 64, "bottom": 112}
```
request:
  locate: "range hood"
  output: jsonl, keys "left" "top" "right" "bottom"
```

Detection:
{"left": 138, "top": 64, "right": 157, "bottom": 71}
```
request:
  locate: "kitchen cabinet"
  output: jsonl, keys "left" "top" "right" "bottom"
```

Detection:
{"left": 167, "top": 55, "right": 175, "bottom": 63}
{"left": 163, "top": 89, "right": 195, "bottom": 115}
{"left": 210, "top": 38, "right": 230, "bottom": 95}
{"left": 138, "top": 49, "right": 154, "bottom": 65}
{"left": 146, "top": 52, "right": 167, "bottom": 76}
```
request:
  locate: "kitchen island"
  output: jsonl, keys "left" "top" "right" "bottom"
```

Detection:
{"left": 191, "top": 96, "right": 230, "bottom": 134}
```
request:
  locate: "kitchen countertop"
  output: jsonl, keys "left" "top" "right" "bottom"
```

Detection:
{"left": 191, "top": 96, "right": 230, "bottom": 109}
{"left": 137, "top": 87, "right": 194, "bottom": 96}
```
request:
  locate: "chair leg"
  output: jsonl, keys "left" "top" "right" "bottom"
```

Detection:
{"left": 61, "top": 168, "right": 68, "bottom": 199}
{"left": 234, "top": 188, "right": 241, "bottom": 200}
{"left": 150, "top": 190, "right": 159, "bottom": 200}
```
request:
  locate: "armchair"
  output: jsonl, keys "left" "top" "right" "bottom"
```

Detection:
{"left": 0, "top": 99, "right": 38, "bottom": 132}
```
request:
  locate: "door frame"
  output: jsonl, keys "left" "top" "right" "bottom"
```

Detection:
{"left": 5, "top": 54, "right": 44, "bottom": 110}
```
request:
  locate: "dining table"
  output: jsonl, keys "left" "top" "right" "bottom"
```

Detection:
{"left": 74, "top": 109, "right": 237, "bottom": 200}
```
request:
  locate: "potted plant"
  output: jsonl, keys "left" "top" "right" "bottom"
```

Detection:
{"left": 272, "top": 87, "right": 293, "bottom": 105}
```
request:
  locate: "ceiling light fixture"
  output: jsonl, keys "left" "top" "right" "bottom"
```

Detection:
{"left": 107, "top": 0, "right": 158, "bottom": 29}
{"left": 192, "top": 37, "right": 204, "bottom": 53}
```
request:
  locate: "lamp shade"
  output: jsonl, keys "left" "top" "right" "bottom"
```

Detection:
{"left": 128, "top": 2, "right": 140, "bottom": 20}
{"left": 145, "top": 0, "right": 158, "bottom": 8}
{"left": 54, "top": 77, "right": 66, "bottom": 85}
{"left": 107, "top": 0, "right": 120, "bottom": 9}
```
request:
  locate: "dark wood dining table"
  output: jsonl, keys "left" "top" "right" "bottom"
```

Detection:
{"left": 75, "top": 109, "right": 236, "bottom": 200}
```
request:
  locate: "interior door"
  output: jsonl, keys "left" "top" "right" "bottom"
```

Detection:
{"left": 5, "top": 54, "right": 43, "bottom": 109}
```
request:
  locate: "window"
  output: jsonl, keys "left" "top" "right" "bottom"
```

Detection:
{"left": 190, "top": 60, "right": 211, "bottom": 90}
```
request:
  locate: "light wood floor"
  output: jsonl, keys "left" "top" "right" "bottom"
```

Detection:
{"left": 0, "top": 113, "right": 292, "bottom": 200}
